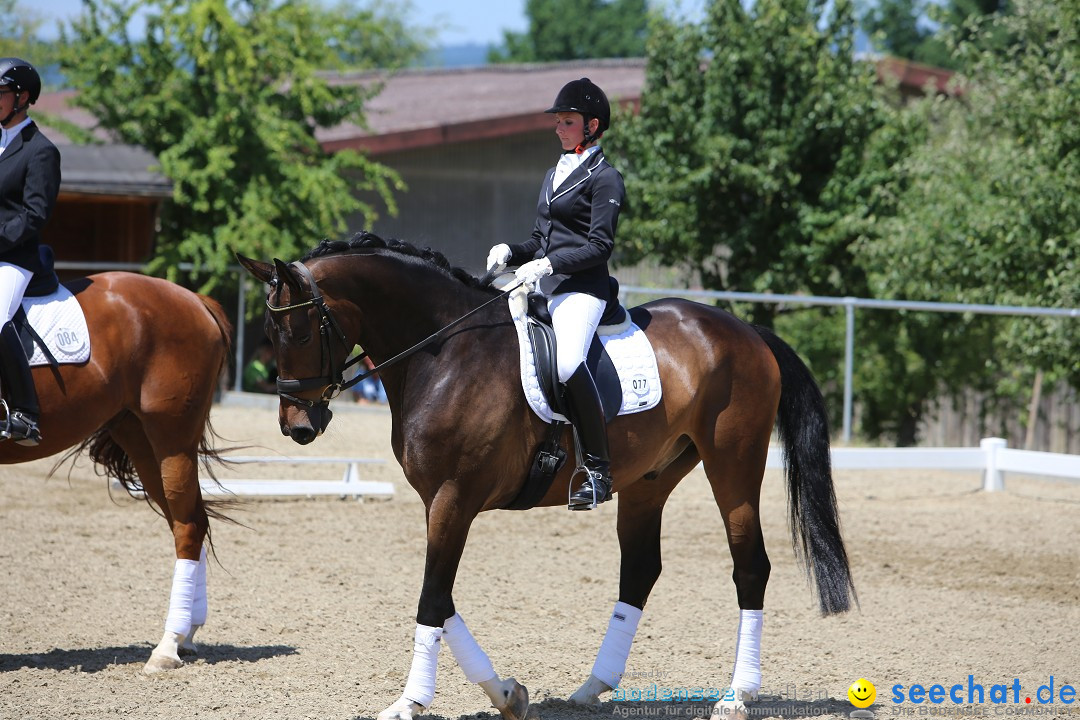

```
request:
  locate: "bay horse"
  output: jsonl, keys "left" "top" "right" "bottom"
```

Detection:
{"left": 0, "top": 272, "right": 232, "bottom": 674}
{"left": 237, "top": 231, "right": 854, "bottom": 719}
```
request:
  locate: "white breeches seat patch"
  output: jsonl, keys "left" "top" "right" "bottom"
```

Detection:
{"left": 21, "top": 285, "right": 91, "bottom": 367}
{"left": 508, "top": 284, "right": 661, "bottom": 424}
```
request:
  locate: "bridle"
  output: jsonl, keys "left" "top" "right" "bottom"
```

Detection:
{"left": 266, "top": 260, "right": 521, "bottom": 409}
{"left": 266, "top": 261, "right": 363, "bottom": 407}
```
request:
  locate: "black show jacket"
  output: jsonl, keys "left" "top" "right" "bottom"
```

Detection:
{"left": 508, "top": 149, "right": 625, "bottom": 302}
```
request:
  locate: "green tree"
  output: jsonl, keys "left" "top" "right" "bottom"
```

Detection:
{"left": 57, "top": 0, "right": 425, "bottom": 288}
{"left": 606, "top": 0, "right": 882, "bottom": 325}
{"left": 490, "top": 0, "right": 647, "bottom": 63}
{"left": 856, "top": 0, "right": 1080, "bottom": 438}
{"left": 858, "top": 0, "right": 1012, "bottom": 70}
{"left": 0, "top": 0, "right": 61, "bottom": 75}
{"left": 859, "top": 0, "right": 953, "bottom": 67}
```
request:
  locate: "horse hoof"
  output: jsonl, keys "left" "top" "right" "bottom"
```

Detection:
{"left": 711, "top": 688, "right": 757, "bottom": 719}
{"left": 178, "top": 645, "right": 198, "bottom": 658}
{"left": 143, "top": 652, "right": 183, "bottom": 675}
{"left": 568, "top": 674, "right": 612, "bottom": 706}
{"left": 496, "top": 680, "right": 530, "bottom": 720}
{"left": 377, "top": 697, "right": 424, "bottom": 720}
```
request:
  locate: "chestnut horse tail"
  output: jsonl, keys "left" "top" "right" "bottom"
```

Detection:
{"left": 193, "top": 294, "right": 238, "bottom": 528}
{"left": 753, "top": 325, "right": 856, "bottom": 615}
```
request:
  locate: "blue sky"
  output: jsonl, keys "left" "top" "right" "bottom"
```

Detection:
{"left": 37, "top": 0, "right": 531, "bottom": 46}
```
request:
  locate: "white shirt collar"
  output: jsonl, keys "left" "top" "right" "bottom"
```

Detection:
{"left": 0, "top": 117, "right": 33, "bottom": 154}
{"left": 553, "top": 145, "right": 600, "bottom": 190}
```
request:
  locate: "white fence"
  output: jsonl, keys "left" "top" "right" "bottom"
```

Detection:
{"left": 764, "top": 437, "right": 1080, "bottom": 491}
{"left": 200, "top": 455, "right": 393, "bottom": 498}
{"left": 112, "top": 455, "right": 394, "bottom": 500}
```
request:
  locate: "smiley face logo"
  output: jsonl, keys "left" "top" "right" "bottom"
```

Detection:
{"left": 848, "top": 678, "right": 876, "bottom": 708}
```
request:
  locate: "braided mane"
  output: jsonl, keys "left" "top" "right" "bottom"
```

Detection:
{"left": 301, "top": 231, "right": 486, "bottom": 289}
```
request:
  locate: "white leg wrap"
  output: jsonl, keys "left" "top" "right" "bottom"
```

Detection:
{"left": 591, "top": 601, "right": 643, "bottom": 688}
{"left": 729, "top": 609, "right": 763, "bottom": 694}
{"left": 191, "top": 546, "right": 208, "bottom": 626}
{"left": 403, "top": 624, "right": 443, "bottom": 708}
{"left": 443, "top": 613, "right": 496, "bottom": 684}
{"left": 164, "top": 559, "right": 199, "bottom": 637}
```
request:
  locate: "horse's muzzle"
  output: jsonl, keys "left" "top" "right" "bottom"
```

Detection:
{"left": 280, "top": 401, "right": 334, "bottom": 445}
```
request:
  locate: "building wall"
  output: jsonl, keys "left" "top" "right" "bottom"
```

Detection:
{"left": 44, "top": 195, "right": 159, "bottom": 269}
{"left": 350, "top": 129, "right": 559, "bottom": 273}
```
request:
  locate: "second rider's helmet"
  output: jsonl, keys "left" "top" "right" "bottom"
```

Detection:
{"left": 545, "top": 77, "right": 611, "bottom": 136}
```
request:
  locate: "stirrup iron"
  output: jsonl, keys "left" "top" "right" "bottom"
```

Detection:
{"left": 0, "top": 398, "right": 41, "bottom": 446}
{"left": 568, "top": 465, "right": 610, "bottom": 511}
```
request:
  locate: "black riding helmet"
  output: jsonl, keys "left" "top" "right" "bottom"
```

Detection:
{"left": 546, "top": 77, "right": 611, "bottom": 142}
{"left": 0, "top": 57, "right": 41, "bottom": 105}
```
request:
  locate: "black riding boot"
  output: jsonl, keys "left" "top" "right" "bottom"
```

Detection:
{"left": 0, "top": 321, "right": 41, "bottom": 446}
{"left": 564, "top": 363, "right": 612, "bottom": 510}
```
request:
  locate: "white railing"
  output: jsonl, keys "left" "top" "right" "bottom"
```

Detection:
{"left": 112, "top": 455, "right": 394, "bottom": 499}
{"left": 620, "top": 285, "right": 1080, "bottom": 444}
{"left": 764, "top": 437, "right": 1080, "bottom": 491}
{"left": 53, "top": 261, "right": 1079, "bottom": 447}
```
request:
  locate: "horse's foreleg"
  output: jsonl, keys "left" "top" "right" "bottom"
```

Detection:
{"left": 571, "top": 458, "right": 690, "bottom": 706}
{"left": 378, "top": 487, "right": 525, "bottom": 720}
{"left": 443, "top": 613, "right": 529, "bottom": 720}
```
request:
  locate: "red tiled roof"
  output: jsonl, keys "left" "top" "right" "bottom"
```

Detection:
{"left": 317, "top": 59, "right": 646, "bottom": 154}
{"left": 36, "top": 57, "right": 952, "bottom": 156}
{"left": 876, "top": 56, "right": 957, "bottom": 95}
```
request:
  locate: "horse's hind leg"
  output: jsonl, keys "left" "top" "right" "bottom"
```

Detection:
{"left": 570, "top": 447, "right": 700, "bottom": 705}
{"left": 700, "top": 435, "right": 771, "bottom": 715}
{"left": 107, "top": 413, "right": 209, "bottom": 674}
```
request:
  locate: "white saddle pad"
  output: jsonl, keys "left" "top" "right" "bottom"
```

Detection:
{"left": 21, "top": 286, "right": 91, "bottom": 367}
{"left": 508, "top": 285, "right": 661, "bottom": 424}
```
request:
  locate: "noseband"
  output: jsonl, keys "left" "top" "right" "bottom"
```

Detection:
{"left": 266, "top": 261, "right": 365, "bottom": 407}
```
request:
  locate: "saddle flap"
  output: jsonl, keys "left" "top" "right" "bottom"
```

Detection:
{"left": 526, "top": 318, "right": 564, "bottom": 416}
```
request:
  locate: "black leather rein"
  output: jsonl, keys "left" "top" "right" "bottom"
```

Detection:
{"left": 266, "top": 260, "right": 520, "bottom": 407}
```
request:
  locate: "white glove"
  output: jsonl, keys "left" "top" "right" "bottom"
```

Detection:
{"left": 486, "top": 244, "right": 511, "bottom": 272}
{"left": 515, "top": 257, "right": 553, "bottom": 287}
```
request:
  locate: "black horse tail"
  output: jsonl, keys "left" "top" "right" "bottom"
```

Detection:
{"left": 753, "top": 325, "right": 856, "bottom": 615}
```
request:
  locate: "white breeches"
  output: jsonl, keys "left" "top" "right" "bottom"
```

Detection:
{"left": 0, "top": 263, "right": 32, "bottom": 324}
{"left": 548, "top": 291, "right": 605, "bottom": 382}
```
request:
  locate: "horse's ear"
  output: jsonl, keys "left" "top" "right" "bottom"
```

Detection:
{"left": 272, "top": 258, "right": 302, "bottom": 291}
{"left": 236, "top": 253, "right": 274, "bottom": 284}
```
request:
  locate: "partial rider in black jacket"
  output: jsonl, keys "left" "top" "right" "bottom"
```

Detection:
{"left": 487, "top": 78, "right": 626, "bottom": 510}
{"left": 0, "top": 58, "right": 61, "bottom": 446}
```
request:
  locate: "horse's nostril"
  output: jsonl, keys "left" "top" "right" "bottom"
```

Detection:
{"left": 290, "top": 426, "right": 316, "bottom": 445}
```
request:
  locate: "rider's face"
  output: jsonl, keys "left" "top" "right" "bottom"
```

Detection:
{"left": 0, "top": 86, "right": 25, "bottom": 127}
{"left": 554, "top": 112, "right": 586, "bottom": 151}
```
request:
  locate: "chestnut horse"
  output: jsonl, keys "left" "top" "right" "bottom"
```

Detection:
{"left": 0, "top": 272, "right": 232, "bottom": 674}
{"left": 238, "top": 232, "right": 854, "bottom": 719}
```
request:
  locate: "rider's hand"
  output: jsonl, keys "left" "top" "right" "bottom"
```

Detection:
{"left": 514, "top": 257, "right": 553, "bottom": 287}
{"left": 486, "top": 244, "right": 511, "bottom": 272}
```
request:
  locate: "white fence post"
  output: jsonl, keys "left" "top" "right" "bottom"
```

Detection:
{"left": 981, "top": 437, "right": 1007, "bottom": 492}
